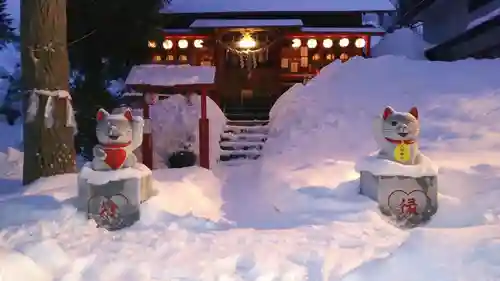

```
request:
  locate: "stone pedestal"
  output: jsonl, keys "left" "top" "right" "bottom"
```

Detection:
{"left": 77, "top": 162, "right": 156, "bottom": 230}
{"left": 356, "top": 154, "right": 439, "bottom": 228}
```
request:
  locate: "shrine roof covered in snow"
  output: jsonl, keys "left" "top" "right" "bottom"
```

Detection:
{"left": 160, "top": 0, "right": 395, "bottom": 14}
{"left": 125, "top": 64, "right": 216, "bottom": 90}
{"left": 301, "top": 27, "right": 386, "bottom": 35}
{"left": 190, "top": 19, "right": 304, "bottom": 29}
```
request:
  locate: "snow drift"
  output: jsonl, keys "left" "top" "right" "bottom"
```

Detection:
{"left": 371, "top": 28, "right": 431, "bottom": 60}
{"left": 135, "top": 94, "right": 226, "bottom": 168}
{"left": 267, "top": 56, "right": 500, "bottom": 170}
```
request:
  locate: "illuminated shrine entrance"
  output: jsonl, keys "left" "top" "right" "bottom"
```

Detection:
{"left": 147, "top": 18, "right": 386, "bottom": 120}
{"left": 216, "top": 28, "right": 283, "bottom": 120}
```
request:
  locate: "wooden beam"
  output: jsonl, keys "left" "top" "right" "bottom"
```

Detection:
{"left": 285, "top": 32, "right": 385, "bottom": 37}
{"left": 127, "top": 83, "right": 215, "bottom": 93}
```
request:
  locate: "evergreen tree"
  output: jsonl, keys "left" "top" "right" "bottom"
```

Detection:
{"left": 72, "top": 76, "right": 118, "bottom": 161}
{"left": 0, "top": 0, "right": 15, "bottom": 46}
{"left": 0, "top": 64, "right": 22, "bottom": 125}
{"left": 66, "top": 0, "right": 170, "bottom": 159}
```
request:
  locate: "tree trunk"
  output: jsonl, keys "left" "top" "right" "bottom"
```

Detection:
{"left": 21, "top": 0, "right": 76, "bottom": 185}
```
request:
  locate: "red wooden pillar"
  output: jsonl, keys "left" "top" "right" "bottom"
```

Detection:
{"left": 142, "top": 99, "right": 153, "bottom": 170}
{"left": 365, "top": 35, "right": 371, "bottom": 57}
{"left": 199, "top": 87, "right": 210, "bottom": 169}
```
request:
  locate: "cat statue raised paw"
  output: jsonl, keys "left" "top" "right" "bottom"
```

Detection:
{"left": 373, "top": 106, "right": 422, "bottom": 165}
{"left": 92, "top": 108, "right": 144, "bottom": 171}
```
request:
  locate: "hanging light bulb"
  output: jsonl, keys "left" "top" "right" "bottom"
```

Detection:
{"left": 238, "top": 33, "right": 257, "bottom": 49}
{"left": 148, "top": 41, "right": 157, "bottom": 48}
{"left": 291, "top": 38, "right": 301, "bottom": 48}
{"left": 355, "top": 38, "right": 366, "bottom": 48}
{"left": 162, "top": 39, "right": 173, "bottom": 50}
{"left": 322, "top": 39, "right": 333, "bottom": 48}
{"left": 339, "top": 38, "right": 350, "bottom": 48}
{"left": 307, "top": 38, "right": 317, "bottom": 49}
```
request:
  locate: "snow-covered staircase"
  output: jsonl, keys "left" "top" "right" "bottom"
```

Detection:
{"left": 219, "top": 120, "right": 269, "bottom": 165}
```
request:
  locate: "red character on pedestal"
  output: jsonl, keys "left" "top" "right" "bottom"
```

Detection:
{"left": 99, "top": 198, "right": 119, "bottom": 223}
{"left": 399, "top": 197, "right": 418, "bottom": 216}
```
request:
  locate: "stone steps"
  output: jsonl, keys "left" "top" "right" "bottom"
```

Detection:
{"left": 220, "top": 132, "right": 268, "bottom": 142}
{"left": 219, "top": 141, "right": 264, "bottom": 151}
{"left": 219, "top": 120, "right": 269, "bottom": 165}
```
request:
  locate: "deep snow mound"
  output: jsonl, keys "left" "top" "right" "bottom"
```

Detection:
{"left": 258, "top": 55, "right": 500, "bottom": 281}
{"left": 145, "top": 94, "right": 226, "bottom": 168}
{"left": 371, "top": 28, "right": 430, "bottom": 60}
{"left": 266, "top": 56, "right": 500, "bottom": 170}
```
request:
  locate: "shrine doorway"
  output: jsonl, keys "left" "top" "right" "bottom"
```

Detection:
{"left": 214, "top": 30, "right": 282, "bottom": 120}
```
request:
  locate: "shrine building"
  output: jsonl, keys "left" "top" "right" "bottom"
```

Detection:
{"left": 143, "top": 0, "right": 394, "bottom": 119}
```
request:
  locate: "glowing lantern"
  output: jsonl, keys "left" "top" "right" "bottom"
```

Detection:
{"left": 355, "top": 38, "right": 366, "bottom": 48}
{"left": 162, "top": 39, "right": 173, "bottom": 50}
{"left": 307, "top": 38, "right": 317, "bottom": 48}
{"left": 148, "top": 41, "right": 156, "bottom": 48}
{"left": 322, "top": 39, "right": 333, "bottom": 48}
{"left": 339, "top": 38, "right": 350, "bottom": 47}
{"left": 238, "top": 33, "right": 257, "bottom": 49}
{"left": 178, "top": 39, "right": 188, "bottom": 49}
{"left": 291, "top": 38, "right": 301, "bottom": 48}
{"left": 194, "top": 39, "right": 204, "bottom": 48}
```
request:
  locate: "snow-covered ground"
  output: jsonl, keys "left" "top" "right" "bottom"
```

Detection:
{"left": 2, "top": 55, "right": 500, "bottom": 280}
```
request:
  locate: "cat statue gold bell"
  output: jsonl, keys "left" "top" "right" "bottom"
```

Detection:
{"left": 373, "top": 106, "right": 421, "bottom": 165}
{"left": 355, "top": 105, "right": 439, "bottom": 228}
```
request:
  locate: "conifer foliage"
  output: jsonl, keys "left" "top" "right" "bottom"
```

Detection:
{"left": 66, "top": 0, "right": 170, "bottom": 159}
{"left": 0, "top": 0, "right": 15, "bottom": 47}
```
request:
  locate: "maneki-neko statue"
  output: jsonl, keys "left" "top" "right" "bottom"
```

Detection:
{"left": 77, "top": 107, "right": 156, "bottom": 231}
{"left": 92, "top": 108, "right": 143, "bottom": 170}
{"left": 355, "top": 106, "right": 439, "bottom": 228}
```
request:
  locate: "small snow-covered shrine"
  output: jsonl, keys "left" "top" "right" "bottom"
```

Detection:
{"left": 148, "top": 0, "right": 393, "bottom": 118}
{"left": 124, "top": 64, "right": 216, "bottom": 170}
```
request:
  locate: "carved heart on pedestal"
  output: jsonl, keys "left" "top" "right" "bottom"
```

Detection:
{"left": 387, "top": 189, "right": 429, "bottom": 217}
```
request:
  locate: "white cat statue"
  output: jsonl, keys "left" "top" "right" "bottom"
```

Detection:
{"left": 91, "top": 108, "right": 144, "bottom": 171}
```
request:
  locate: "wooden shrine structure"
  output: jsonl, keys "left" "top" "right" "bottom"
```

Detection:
{"left": 124, "top": 64, "right": 215, "bottom": 170}
{"left": 148, "top": 0, "right": 393, "bottom": 116}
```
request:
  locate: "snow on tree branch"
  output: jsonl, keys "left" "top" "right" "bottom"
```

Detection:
{"left": 26, "top": 89, "right": 78, "bottom": 134}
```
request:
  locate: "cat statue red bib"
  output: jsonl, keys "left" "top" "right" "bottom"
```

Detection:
{"left": 92, "top": 108, "right": 144, "bottom": 171}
